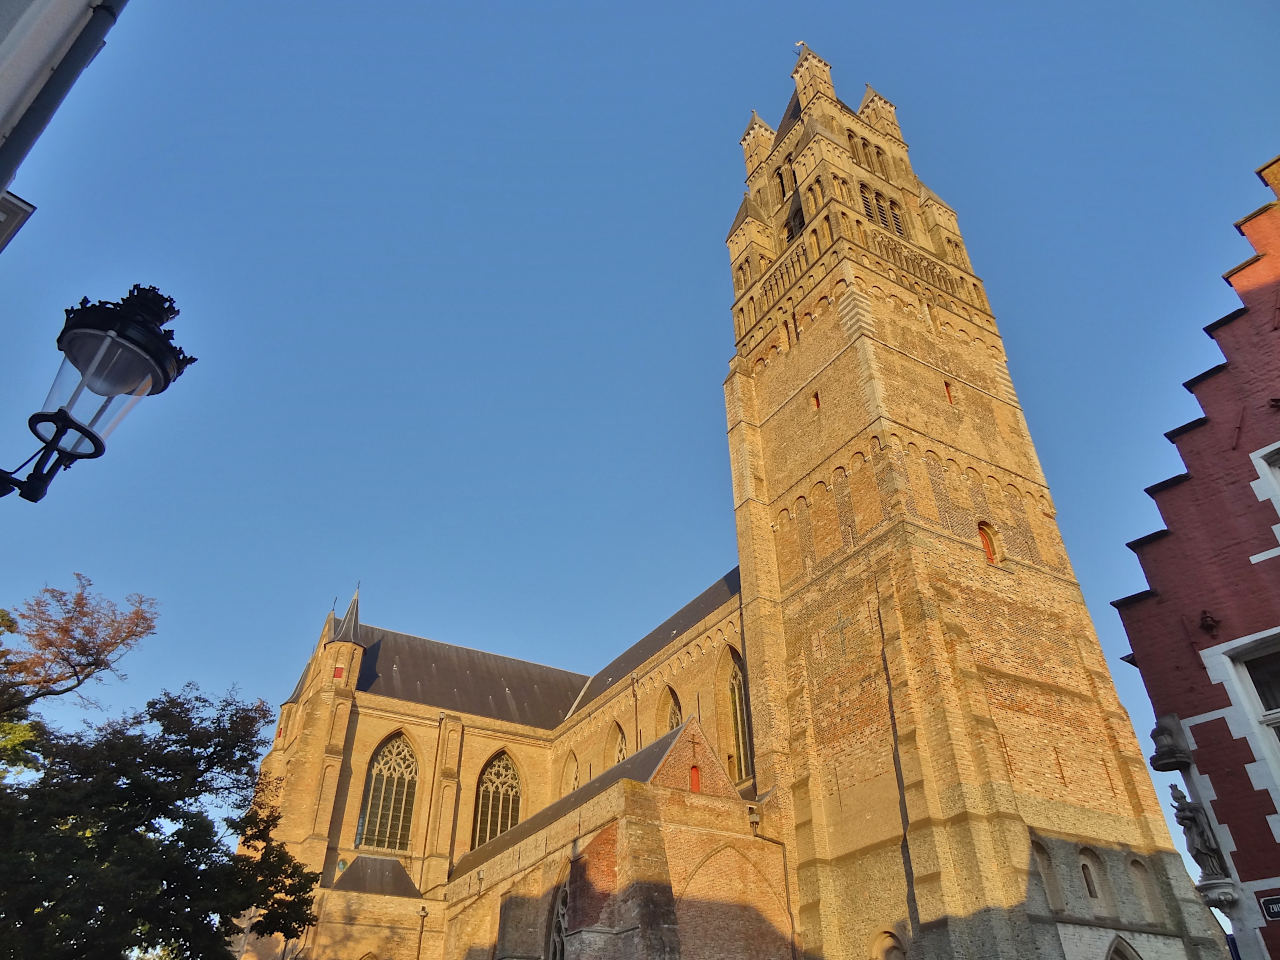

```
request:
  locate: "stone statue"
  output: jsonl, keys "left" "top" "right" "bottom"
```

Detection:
{"left": 1171, "top": 784, "right": 1229, "bottom": 880}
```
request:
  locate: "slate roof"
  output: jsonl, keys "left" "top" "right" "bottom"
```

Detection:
{"left": 726, "top": 193, "right": 768, "bottom": 240}
{"left": 450, "top": 722, "right": 688, "bottom": 878}
{"left": 568, "top": 568, "right": 741, "bottom": 716}
{"left": 354, "top": 625, "right": 589, "bottom": 729}
{"left": 331, "top": 855, "right": 421, "bottom": 898}
{"left": 283, "top": 569, "right": 741, "bottom": 730}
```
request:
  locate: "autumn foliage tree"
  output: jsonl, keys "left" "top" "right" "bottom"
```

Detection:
{"left": 0, "top": 577, "right": 317, "bottom": 959}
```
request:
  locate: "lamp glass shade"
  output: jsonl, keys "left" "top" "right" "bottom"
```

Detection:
{"left": 36, "top": 330, "right": 158, "bottom": 456}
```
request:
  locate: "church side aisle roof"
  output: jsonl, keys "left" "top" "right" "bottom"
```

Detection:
{"left": 568, "top": 567, "right": 741, "bottom": 716}
{"left": 353, "top": 624, "right": 589, "bottom": 729}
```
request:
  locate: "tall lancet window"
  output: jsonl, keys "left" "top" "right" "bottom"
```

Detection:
{"left": 729, "top": 652, "right": 753, "bottom": 781}
{"left": 356, "top": 734, "right": 418, "bottom": 851}
{"left": 473, "top": 751, "right": 521, "bottom": 848}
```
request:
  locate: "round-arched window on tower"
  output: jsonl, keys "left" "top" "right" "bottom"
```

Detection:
{"left": 977, "top": 522, "right": 999, "bottom": 565}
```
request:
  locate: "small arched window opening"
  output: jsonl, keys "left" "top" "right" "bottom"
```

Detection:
{"left": 889, "top": 201, "right": 907, "bottom": 238}
{"left": 1031, "top": 841, "right": 1065, "bottom": 912}
{"left": 874, "top": 193, "right": 890, "bottom": 229}
{"left": 1128, "top": 858, "right": 1160, "bottom": 924}
{"left": 820, "top": 217, "right": 833, "bottom": 246}
{"left": 690, "top": 765, "right": 701, "bottom": 793}
{"left": 1081, "top": 862, "right": 1098, "bottom": 899}
{"left": 875, "top": 147, "right": 888, "bottom": 177}
{"left": 472, "top": 751, "right": 521, "bottom": 848}
{"left": 356, "top": 734, "right": 418, "bottom": 851}
{"left": 1079, "top": 848, "right": 1117, "bottom": 917}
{"left": 978, "top": 523, "right": 998, "bottom": 564}
{"left": 775, "top": 167, "right": 787, "bottom": 197}
{"left": 729, "top": 651, "right": 752, "bottom": 782}
{"left": 860, "top": 184, "right": 874, "bottom": 220}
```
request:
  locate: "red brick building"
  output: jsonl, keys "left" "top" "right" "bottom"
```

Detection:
{"left": 1116, "top": 156, "right": 1280, "bottom": 960}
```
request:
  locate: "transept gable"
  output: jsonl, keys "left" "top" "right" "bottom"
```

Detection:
{"left": 450, "top": 719, "right": 735, "bottom": 879}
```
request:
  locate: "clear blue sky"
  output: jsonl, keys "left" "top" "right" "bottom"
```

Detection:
{"left": 2, "top": 0, "right": 1277, "bottom": 873}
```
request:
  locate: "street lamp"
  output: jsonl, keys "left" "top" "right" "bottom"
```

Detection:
{"left": 0, "top": 284, "right": 195, "bottom": 502}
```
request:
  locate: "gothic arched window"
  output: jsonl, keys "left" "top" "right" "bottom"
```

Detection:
{"left": 561, "top": 751, "right": 579, "bottom": 795}
{"left": 889, "top": 201, "right": 907, "bottom": 238}
{"left": 472, "top": 751, "right": 521, "bottom": 848}
{"left": 729, "top": 652, "right": 752, "bottom": 782}
{"left": 874, "top": 192, "right": 890, "bottom": 229}
{"left": 356, "top": 734, "right": 418, "bottom": 851}
{"left": 547, "top": 883, "right": 569, "bottom": 960}
{"left": 860, "top": 184, "right": 874, "bottom": 220}
{"left": 609, "top": 722, "right": 628, "bottom": 765}
{"left": 660, "top": 686, "right": 682, "bottom": 733}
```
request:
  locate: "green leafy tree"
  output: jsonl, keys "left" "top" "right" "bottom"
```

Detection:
{"left": 0, "top": 579, "right": 317, "bottom": 959}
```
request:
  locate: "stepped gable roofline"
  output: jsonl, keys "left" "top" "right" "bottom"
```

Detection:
{"left": 1113, "top": 589, "right": 1157, "bottom": 610}
{"left": 569, "top": 568, "right": 742, "bottom": 716}
{"left": 1126, "top": 529, "right": 1171, "bottom": 552}
{"left": 354, "top": 622, "right": 588, "bottom": 729}
{"left": 1145, "top": 473, "right": 1191, "bottom": 497}
{"left": 1204, "top": 306, "right": 1247, "bottom": 335}
{"left": 726, "top": 192, "right": 768, "bottom": 241}
{"left": 332, "top": 855, "right": 421, "bottom": 898}
{"left": 1165, "top": 416, "right": 1208, "bottom": 442}
{"left": 1183, "top": 362, "right": 1229, "bottom": 391}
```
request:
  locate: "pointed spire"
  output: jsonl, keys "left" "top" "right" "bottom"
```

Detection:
{"left": 791, "top": 44, "right": 834, "bottom": 109}
{"left": 740, "top": 108, "right": 773, "bottom": 142}
{"left": 859, "top": 84, "right": 902, "bottom": 139}
{"left": 330, "top": 588, "right": 361, "bottom": 646}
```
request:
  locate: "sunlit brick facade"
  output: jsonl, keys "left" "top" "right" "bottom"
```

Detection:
{"left": 241, "top": 49, "right": 1226, "bottom": 960}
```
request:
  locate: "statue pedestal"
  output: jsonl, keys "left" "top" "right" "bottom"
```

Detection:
{"left": 1195, "top": 876, "right": 1238, "bottom": 909}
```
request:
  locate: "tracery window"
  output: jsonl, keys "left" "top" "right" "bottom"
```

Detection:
{"left": 547, "top": 883, "right": 569, "bottom": 960}
{"left": 729, "top": 653, "right": 753, "bottom": 781}
{"left": 356, "top": 734, "right": 418, "bottom": 851}
{"left": 472, "top": 751, "right": 521, "bottom": 848}
{"left": 613, "top": 723, "right": 628, "bottom": 764}
{"left": 661, "top": 686, "right": 682, "bottom": 733}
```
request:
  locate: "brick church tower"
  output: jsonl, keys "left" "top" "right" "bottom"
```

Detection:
{"left": 240, "top": 48, "right": 1233, "bottom": 960}
{"left": 725, "top": 46, "right": 1224, "bottom": 959}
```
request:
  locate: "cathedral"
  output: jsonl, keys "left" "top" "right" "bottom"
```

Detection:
{"left": 242, "top": 49, "right": 1228, "bottom": 960}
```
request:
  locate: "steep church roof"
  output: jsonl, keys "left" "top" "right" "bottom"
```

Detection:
{"left": 285, "top": 569, "right": 740, "bottom": 728}
{"left": 352, "top": 624, "right": 589, "bottom": 729}
{"left": 568, "top": 567, "right": 740, "bottom": 716}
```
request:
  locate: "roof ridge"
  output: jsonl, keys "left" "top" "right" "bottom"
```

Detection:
{"left": 348, "top": 618, "right": 589, "bottom": 680}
